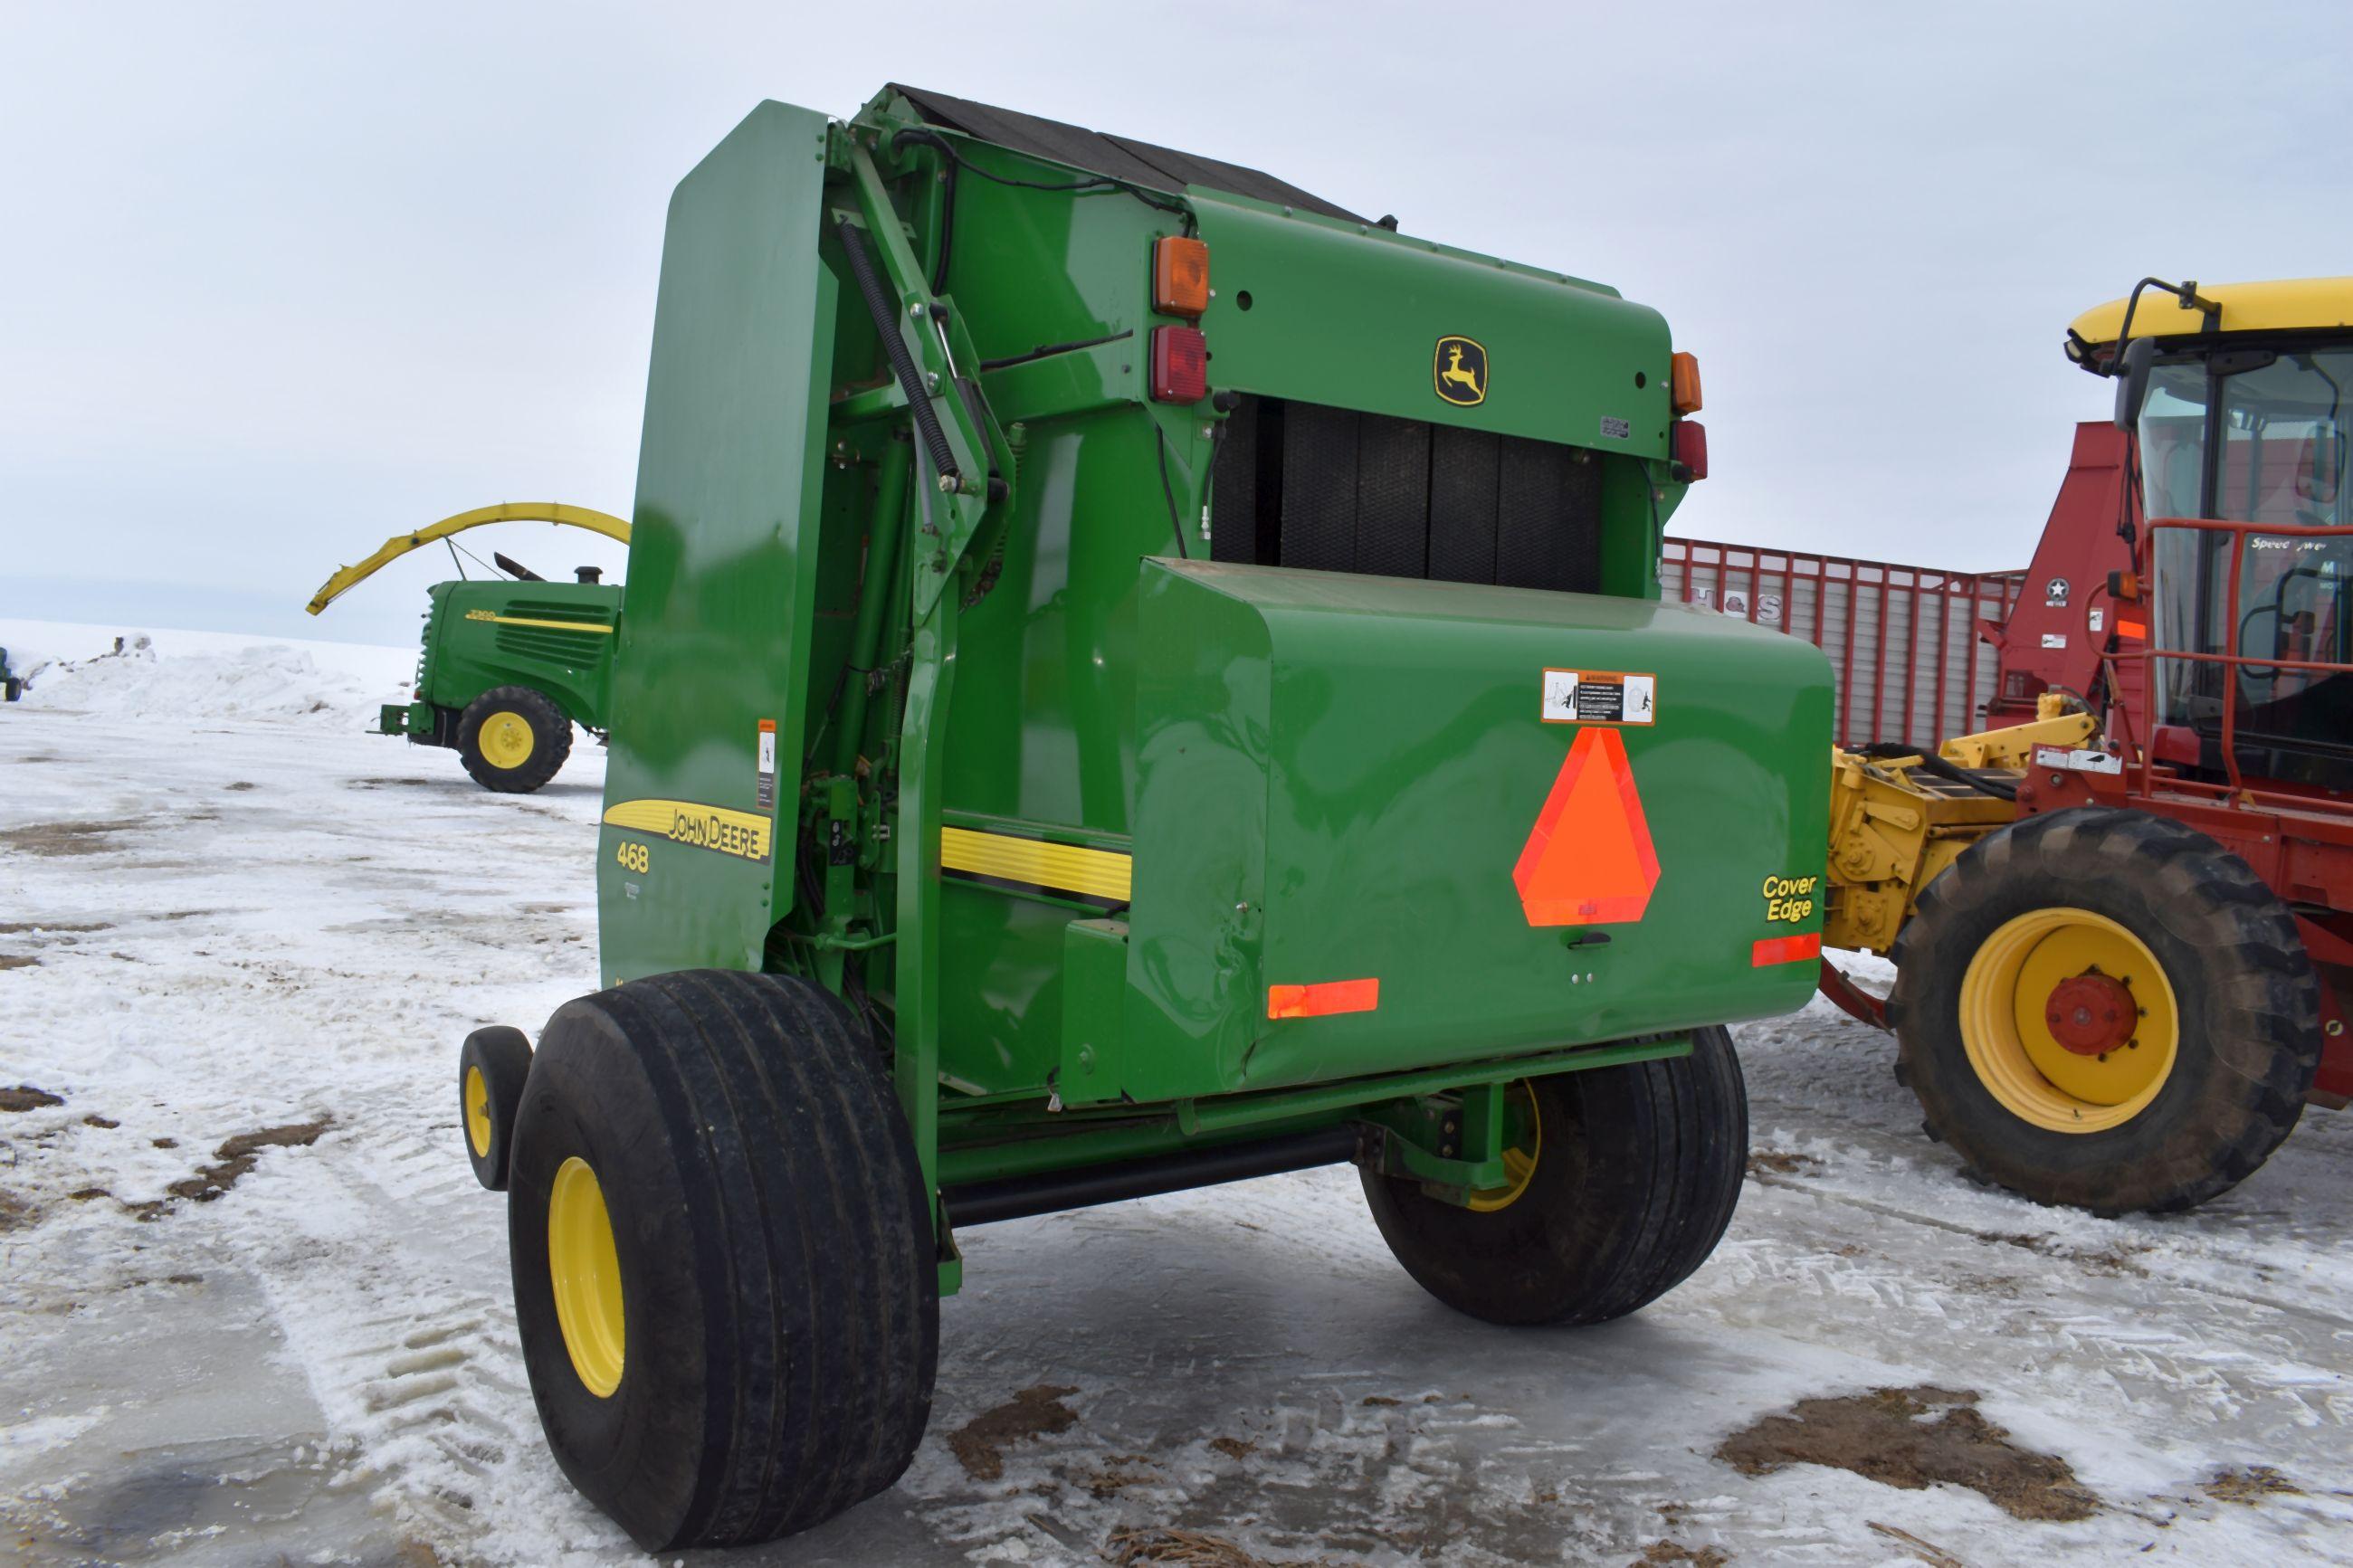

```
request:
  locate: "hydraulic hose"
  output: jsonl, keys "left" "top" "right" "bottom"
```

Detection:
{"left": 1860, "top": 743, "right": 2021, "bottom": 801}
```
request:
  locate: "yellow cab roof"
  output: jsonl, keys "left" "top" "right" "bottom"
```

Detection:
{"left": 2070, "top": 277, "right": 2353, "bottom": 349}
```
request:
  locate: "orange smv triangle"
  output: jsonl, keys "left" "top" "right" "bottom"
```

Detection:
{"left": 1511, "top": 727, "right": 1661, "bottom": 926}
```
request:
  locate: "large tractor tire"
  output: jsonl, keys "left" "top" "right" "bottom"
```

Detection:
{"left": 506, "top": 969, "right": 938, "bottom": 1549}
{"left": 457, "top": 685, "right": 572, "bottom": 793}
{"left": 1889, "top": 806, "right": 2320, "bottom": 1215}
{"left": 1361, "top": 1025, "right": 1748, "bottom": 1326}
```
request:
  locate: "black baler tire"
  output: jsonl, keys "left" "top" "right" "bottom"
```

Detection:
{"left": 1888, "top": 806, "right": 2320, "bottom": 1215}
{"left": 457, "top": 685, "right": 572, "bottom": 793}
{"left": 1360, "top": 1025, "right": 1748, "bottom": 1326}
{"left": 507, "top": 969, "right": 938, "bottom": 1549}
{"left": 459, "top": 1024, "right": 532, "bottom": 1192}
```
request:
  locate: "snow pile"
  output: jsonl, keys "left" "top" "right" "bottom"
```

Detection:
{"left": 14, "top": 633, "right": 407, "bottom": 727}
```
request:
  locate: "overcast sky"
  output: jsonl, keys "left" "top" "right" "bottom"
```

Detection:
{"left": 4, "top": 1, "right": 2347, "bottom": 646}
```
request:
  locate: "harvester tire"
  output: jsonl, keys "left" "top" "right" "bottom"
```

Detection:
{"left": 506, "top": 969, "right": 937, "bottom": 1549}
{"left": 1889, "top": 806, "right": 2320, "bottom": 1214}
{"left": 457, "top": 685, "right": 572, "bottom": 793}
{"left": 1359, "top": 1025, "right": 1747, "bottom": 1326}
{"left": 458, "top": 1024, "right": 531, "bottom": 1191}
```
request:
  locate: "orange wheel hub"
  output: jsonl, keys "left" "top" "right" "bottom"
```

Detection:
{"left": 2044, "top": 973, "right": 2137, "bottom": 1057}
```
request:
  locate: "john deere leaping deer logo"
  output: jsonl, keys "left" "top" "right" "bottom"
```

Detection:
{"left": 1434, "top": 336, "right": 1487, "bottom": 406}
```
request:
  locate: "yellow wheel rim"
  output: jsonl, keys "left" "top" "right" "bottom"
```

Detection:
{"left": 1466, "top": 1083, "right": 1542, "bottom": 1212}
{"left": 548, "top": 1155, "right": 625, "bottom": 1397}
{"left": 463, "top": 1065, "right": 491, "bottom": 1159}
{"left": 1958, "top": 907, "right": 2180, "bottom": 1134}
{"left": 478, "top": 710, "right": 536, "bottom": 770}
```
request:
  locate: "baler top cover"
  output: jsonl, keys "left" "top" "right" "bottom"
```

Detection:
{"left": 886, "top": 83, "right": 1366, "bottom": 223}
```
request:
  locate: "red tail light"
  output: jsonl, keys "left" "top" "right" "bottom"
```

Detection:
{"left": 1673, "top": 420, "right": 1708, "bottom": 480}
{"left": 1150, "top": 326, "right": 1207, "bottom": 404}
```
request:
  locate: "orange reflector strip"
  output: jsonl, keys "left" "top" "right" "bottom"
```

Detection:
{"left": 2117, "top": 618, "right": 2147, "bottom": 639}
{"left": 1752, "top": 933, "right": 1822, "bottom": 967}
{"left": 1267, "top": 977, "right": 1380, "bottom": 1020}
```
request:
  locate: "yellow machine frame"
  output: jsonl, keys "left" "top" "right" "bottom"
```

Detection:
{"left": 1823, "top": 698, "right": 2098, "bottom": 955}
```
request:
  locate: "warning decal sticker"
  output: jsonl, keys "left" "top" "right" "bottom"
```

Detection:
{"left": 756, "top": 718, "right": 777, "bottom": 811}
{"left": 1541, "top": 669, "right": 1656, "bottom": 726}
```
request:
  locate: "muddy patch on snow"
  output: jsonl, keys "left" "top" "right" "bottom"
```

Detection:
{"left": 1716, "top": 1385, "right": 2099, "bottom": 1521}
{"left": 2203, "top": 1465, "right": 2301, "bottom": 1505}
{"left": 1, "top": 1084, "right": 66, "bottom": 1112}
{"left": 0, "top": 954, "right": 39, "bottom": 970}
{"left": 1747, "top": 1149, "right": 1823, "bottom": 1177}
{"left": 0, "top": 817, "right": 146, "bottom": 856}
{"left": 1630, "top": 1544, "right": 1729, "bottom": 1568}
{"left": 1075, "top": 1453, "right": 1164, "bottom": 1497}
{"left": 0, "top": 920, "right": 110, "bottom": 935}
{"left": 1971, "top": 1228, "right": 2149, "bottom": 1277}
{"left": 164, "top": 1117, "right": 335, "bottom": 1204}
{"left": 0, "top": 1187, "right": 35, "bottom": 1232}
{"left": 1105, "top": 1526, "right": 1331, "bottom": 1567}
{"left": 947, "top": 1383, "right": 1080, "bottom": 1481}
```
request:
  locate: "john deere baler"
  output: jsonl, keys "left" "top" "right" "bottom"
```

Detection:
{"left": 454, "top": 86, "right": 1832, "bottom": 1550}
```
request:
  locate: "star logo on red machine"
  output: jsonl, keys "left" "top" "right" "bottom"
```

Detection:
{"left": 1512, "top": 727, "right": 1661, "bottom": 926}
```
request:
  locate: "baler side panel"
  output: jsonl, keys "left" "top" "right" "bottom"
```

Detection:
{"left": 598, "top": 101, "right": 841, "bottom": 984}
{"left": 930, "top": 409, "right": 1197, "bottom": 1095}
{"left": 911, "top": 152, "right": 1207, "bottom": 1096}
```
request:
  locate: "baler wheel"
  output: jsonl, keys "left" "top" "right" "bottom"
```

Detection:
{"left": 457, "top": 685, "right": 572, "bottom": 793}
{"left": 1358, "top": 1025, "right": 1747, "bottom": 1326}
{"left": 458, "top": 1024, "right": 531, "bottom": 1191}
{"left": 505, "top": 969, "right": 936, "bottom": 1549}
{"left": 1889, "top": 806, "right": 2320, "bottom": 1213}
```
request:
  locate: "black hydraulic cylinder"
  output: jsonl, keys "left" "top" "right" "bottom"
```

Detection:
{"left": 941, "top": 1125, "right": 1365, "bottom": 1228}
{"left": 835, "top": 220, "right": 958, "bottom": 485}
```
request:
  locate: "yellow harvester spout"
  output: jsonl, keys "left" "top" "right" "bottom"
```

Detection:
{"left": 306, "top": 502, "right": 632, "bottom": 614}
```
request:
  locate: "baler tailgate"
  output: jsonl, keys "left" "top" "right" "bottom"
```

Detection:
{"left": 1116, "top": 560, "right": 1834, "bottom": 1104}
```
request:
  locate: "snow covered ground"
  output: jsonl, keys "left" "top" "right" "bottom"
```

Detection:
{"left": 3, "top": 629, "right": 2350, "bottom": 1567}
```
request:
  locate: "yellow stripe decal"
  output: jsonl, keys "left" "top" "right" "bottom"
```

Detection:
{"left": 604, "top": 799, "right": 772, "bottom": 863}
{"left": 466, "top": 611, "right": 615, "bottom": 633}
{"left": 940, "top": 826, "right": 1131, "bottom": 903}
